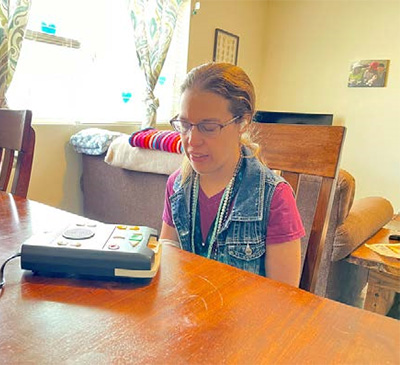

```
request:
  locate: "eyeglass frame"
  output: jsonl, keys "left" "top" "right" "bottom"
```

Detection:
{"left": 169, "top": 115, "right": 241, "bottom": 137}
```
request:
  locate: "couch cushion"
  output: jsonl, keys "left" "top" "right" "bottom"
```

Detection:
{"left": 333, "top": 169, "right": 356, "bottom": 226}
{"left": 332, "top": 196, "right": 394, "bottom": 261}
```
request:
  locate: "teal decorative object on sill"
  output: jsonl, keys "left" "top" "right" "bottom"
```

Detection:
{"left": 41, "top": 22, "right": 56, "bottom": 35}
{"left": 122, "top": 92, "right": 132, "bottom": 103}
{"left": 158, "top": 76, "right": 166, "bottom": 85}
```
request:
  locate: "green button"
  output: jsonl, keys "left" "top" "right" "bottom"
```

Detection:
{"left": 129, "top": 234, "right": 142, "bottom": 241}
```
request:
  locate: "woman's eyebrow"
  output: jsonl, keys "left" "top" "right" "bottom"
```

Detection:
{"left": 200, "top": 118, "right": 220, "bottom": 123}
{"left": 178, "top": 116, "right": 221, "bottom": 123}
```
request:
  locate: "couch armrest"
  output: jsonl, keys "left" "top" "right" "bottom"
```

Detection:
{"left": 331, "top": 197, "right": 394, "bottom": 261}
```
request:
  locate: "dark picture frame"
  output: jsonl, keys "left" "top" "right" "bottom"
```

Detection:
{"left": 213, "top": 28, "right": 239, "bottom": 65}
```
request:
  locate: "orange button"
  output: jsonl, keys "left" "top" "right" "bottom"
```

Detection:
{"left": 148, "top": 242, "right": 158, "bottom": 249}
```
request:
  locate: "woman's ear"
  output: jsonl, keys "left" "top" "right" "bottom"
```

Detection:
{"left": 239, "top": 116, "right": 251, "bottom": 133}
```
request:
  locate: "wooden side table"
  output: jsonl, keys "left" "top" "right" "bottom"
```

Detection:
{"left": 347, "top": 215, "right": 400, "bottom": 315}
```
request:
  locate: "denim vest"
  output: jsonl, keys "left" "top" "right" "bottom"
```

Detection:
{"left": 169, "top": 147, "right": 285, "bottom": 277}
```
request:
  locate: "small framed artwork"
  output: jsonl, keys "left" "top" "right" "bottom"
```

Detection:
{"left": 213, "top": 28, "right": 239, "bottom": 65}
{"left": 348, "top": 59, "right": 389, "bottom": 87}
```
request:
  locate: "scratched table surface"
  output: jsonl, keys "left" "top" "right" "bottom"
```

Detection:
{"left": 1, "top": 192, "right": 399, "bottom": 365}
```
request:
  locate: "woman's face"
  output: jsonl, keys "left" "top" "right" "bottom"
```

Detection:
{"left": 179, "top": 88, "right": 242, "bottom": 179}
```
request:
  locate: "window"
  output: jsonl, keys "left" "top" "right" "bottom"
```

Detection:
{"left": 7, "top": 0, "right": 190, "bottom": 124}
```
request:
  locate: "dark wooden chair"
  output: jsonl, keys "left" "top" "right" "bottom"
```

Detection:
{"left": 252, "top": 123, "right": 346, "bottom": 293}
{"left": 0, "top": 109, "right": 35, "bottom": 198}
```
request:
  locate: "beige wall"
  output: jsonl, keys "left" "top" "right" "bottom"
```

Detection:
{"left": 260, "top": 0, "right": 400, "bottom": 211}
{"left": 189, "top": 0, "right": 400, "bottom": 210}
{"left": 187, "top": 0, "right": 268, "bottom": 106}
{"left": 28, "top": 0, "right": 399, "bottom": 215}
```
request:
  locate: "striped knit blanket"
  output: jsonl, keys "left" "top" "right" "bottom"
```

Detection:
{"left": 129, "top": 128, "right": 183, "bottom": 154}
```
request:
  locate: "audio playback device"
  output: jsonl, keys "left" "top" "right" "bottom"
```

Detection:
{"left": 20, "top": 221, "right": 160, "bottom": 279}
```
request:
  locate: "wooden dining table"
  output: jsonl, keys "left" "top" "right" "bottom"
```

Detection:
{"left": 1, "top": 192, "right": 399, "bottom": 364}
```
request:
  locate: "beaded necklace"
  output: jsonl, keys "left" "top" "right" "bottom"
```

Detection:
{"left": 190, "top": 155, "right": 243, "bottom": 258}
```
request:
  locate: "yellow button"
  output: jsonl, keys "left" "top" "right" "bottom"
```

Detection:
{"left": 117, "top": 225, "right": 127, "bottom": 230}
{"left": 129, "top": 226, "right": 140, "bottom": 231}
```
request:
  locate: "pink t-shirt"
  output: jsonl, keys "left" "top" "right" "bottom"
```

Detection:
{"left": 162, "top": 170, "right": 305, "bottom": 244}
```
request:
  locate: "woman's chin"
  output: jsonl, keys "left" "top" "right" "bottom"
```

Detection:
{"left": 190, "top": 156, "right": 210, "bottom": 173}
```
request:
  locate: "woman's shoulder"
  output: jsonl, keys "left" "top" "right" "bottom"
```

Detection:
{"left": 168, "top": 168, "right": 182, "bottom": 182}
{"left": 273, "top": 181, "right": 294, "bottom": 199}
{"left": 243, "top": 155, "right": 284, "bottom": 186}
{"left": 166, "top": 168, "right": 182, "bottom": 193}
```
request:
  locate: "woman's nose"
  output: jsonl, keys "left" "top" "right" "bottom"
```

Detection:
{"left": 186, "top": 126, "right": 204, "bottom": 146}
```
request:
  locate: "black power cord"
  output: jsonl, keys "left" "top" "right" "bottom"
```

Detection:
{"left": 0, "top": 253, "right": 21, "bottom": 289}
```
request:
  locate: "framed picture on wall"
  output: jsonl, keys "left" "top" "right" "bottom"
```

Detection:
{"left": 213, "top": 28, "right": 239, "bottom": 65}
{"left": 348, "top": 59, "right": 389, "bottom": 87}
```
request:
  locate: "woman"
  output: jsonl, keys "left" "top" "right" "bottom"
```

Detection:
{"left": 160, "top": 62, "right": 304, "bottom": 287}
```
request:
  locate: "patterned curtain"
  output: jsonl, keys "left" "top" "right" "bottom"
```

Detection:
{"left": 127, "top": 0, "right": 186, "bottom": 128}
{"left": 0, "top": 0, "right": 31, "bottom": 108}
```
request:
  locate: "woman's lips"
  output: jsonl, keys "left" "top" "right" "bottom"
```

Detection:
{"left": 189, "top": 153, "right": 208, "bottom": 162}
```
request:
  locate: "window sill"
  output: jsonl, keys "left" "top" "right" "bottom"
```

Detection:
{"left": 32, "top": 119, "right": 142, "bottom": 127}
{"left": 32, "top": 119, "right": 173, "bottom": 130}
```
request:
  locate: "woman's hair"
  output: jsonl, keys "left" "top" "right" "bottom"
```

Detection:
{"left": 181, "top": 62, "right": 256, "bottom": 120}
{"left": 179, "top": 62, "right": 259, "bottom": 181}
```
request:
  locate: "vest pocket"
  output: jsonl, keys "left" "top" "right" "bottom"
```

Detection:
{"left": 223, "top": 241, "right": 265, "bottom": 275}
{"left": 227, "top": 242, "right": 265, "bottom": 261}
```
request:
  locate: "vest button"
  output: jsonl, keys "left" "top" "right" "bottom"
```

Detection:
{"left": 245, "top": 245, "right": 253, "bottom": 256}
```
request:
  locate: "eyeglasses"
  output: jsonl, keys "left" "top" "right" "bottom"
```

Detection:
{"left": 170, "top": 115, "right": 240, "bottom": 137}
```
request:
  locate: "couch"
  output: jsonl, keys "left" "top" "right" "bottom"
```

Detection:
{"left": 79, "top": 143, "right": 393, "bottom": 307}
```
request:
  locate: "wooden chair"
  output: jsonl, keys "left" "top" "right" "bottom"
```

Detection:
{"left": 0, "top": 109, "right": 35, "bottom": 198}
{"left": 252, "top": 123, "right": 346, "bottom": 293}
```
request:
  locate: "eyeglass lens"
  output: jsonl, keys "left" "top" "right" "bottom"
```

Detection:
{"left": 172, "top": 121, "right": 221, "bottom": 136}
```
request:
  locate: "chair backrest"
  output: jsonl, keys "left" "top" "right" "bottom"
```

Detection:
{"left": 0, "top": 109, "right": 35, "bottom": 198}
{"left": 251, "top": 123, "right": 346, "bottom": 293}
